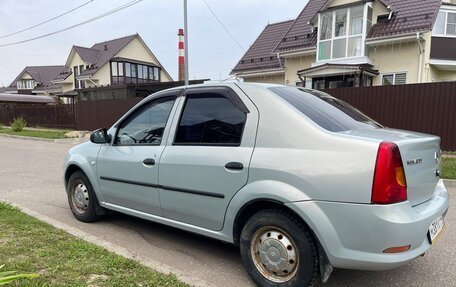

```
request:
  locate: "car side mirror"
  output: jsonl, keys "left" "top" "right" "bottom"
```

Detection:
{"left": 90, "top": 128, "right": 111, "bottom": 144}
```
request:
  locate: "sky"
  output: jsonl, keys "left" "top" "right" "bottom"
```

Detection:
{"left": 0, "top": 0, "right": 307, "bottom": 86}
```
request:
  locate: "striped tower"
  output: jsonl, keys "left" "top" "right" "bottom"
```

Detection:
{"left": 178, "top": 29, "right": 185, "bottom": 82}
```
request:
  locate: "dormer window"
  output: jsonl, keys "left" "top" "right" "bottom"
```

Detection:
{"left": 317, "top": 4, "right": 372, "bottom": 61}
{"left": 16, "top": 79, "right": 36, "bottom": 90}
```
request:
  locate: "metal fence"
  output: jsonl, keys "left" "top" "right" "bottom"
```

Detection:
{"left": 75, "top": 98, "right": 142, "bottom": 131}
{"left": 2, "top": 82, "right": 454, "bottom": 151}
{"left": 0, "top": 104, "right": 75, "bottom": 129}
{"left": 323, "top": 82, "right": 456, "bottom": 151}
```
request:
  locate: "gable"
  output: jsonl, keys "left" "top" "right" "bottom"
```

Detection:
{"left": 21, "top": 72, "right": 33, "bottom": 80}
{"left": 112, "top": 36, "right": 173, "bottom": 81}
{"left": 114, "top": 37, "right": 159, "bottom": 65}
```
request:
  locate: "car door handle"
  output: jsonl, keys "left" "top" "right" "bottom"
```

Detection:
{"left": 143, "top": 158, "right": 155, "bottom": 166}
{"left": 225, "top": 162, "right": 243, "bottom": 171}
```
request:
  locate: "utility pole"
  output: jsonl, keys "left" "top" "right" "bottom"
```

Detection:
{"left": 183, "top": 0, "right": 189, "bottom": 86}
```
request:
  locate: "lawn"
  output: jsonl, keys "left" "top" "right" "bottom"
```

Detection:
{"left": 0, "top": 127, "right": 68, "bottom": 139}
{"left": 0, "top": 203, "right": 189, "bottom": 287}
{"left": 442, "top": 157, "right": 456, "bottom": 180}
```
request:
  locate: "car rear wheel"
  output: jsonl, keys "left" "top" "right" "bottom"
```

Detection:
{"left": 240, "top": 209, "right": 319, "bottom": 287}
{"left": 67, "top": 171, "right": 101, "bottom": 222}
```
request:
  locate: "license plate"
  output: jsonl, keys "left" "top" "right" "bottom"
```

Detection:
{"left": 428, "top": 215, "right": 445, "bottom": 244}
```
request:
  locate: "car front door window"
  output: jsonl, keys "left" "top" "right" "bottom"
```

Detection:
{"left": 115, "top": 97, "right": 175, "bottom": 145}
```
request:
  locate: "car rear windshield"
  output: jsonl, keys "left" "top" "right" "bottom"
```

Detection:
{"left": 269, "top": 86, "right": 383, "bottom": 132}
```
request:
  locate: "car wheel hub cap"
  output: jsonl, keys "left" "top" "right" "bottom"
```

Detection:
{"left": 251, "top": 228, "right": 298, "bottom": 283}
{"left": 72, "top": 183, "right": 89, "bottom": 214}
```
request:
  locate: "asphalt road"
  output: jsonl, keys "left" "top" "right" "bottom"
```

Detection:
{"left": 0, "top": 136, "right": 455, "bottom": 287}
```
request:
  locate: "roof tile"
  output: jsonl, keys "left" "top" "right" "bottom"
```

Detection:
{"left": 274, "top": 0, "right": 441, "bottom": 52}
{"left": 231, "top": 20, "right": 294, "bottom": 74}
{"left": 9, "top": 66, "right": 65, "bottom": 89}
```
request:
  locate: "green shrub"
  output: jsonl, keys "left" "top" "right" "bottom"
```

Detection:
{"left": 0, "top": 264, "right": 39, "bottom": 285}
{"left": 10, "top": 117, "right": 27, "bottom": 132}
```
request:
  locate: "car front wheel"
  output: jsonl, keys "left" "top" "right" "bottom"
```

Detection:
{"left": 240, "top": 209, "right": 319, "bottom": 287}
{"left": 67, "top": 171, "right": 101, "bottom": 222}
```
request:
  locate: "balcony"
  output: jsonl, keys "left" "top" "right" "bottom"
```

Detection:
{"left": 430, "top": 36, "right": 456, "bottom": 71}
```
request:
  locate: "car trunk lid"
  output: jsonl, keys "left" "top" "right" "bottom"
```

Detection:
{"left": 342, "top": 128, "right": 441, "bottom": 206}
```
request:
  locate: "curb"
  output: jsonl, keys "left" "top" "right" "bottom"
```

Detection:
{"left": 4, "top": 202, "right": 214, "bottom": 287}
{"left": 0, "top": 133, "right": 55, "bottom": 142}
{"left": 0, "top": 133, "right": 87, "bottom": 144}
{"left": 444, "top": 179, "right": 456, "bottom": 188}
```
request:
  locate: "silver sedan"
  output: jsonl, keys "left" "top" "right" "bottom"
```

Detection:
{"left": 64, "top": 83, "right": 449, "bottom": 287}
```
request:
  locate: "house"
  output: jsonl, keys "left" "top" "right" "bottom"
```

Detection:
{"left": 231, "top": 0, "right": 456, "bottom": 89}
{"left": 5, "top": 66, "right": 65, "bottom": 95}
{"left": 51, "top": 34, "right": 173, "bottom": 101}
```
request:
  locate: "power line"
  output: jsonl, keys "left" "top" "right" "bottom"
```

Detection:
{"left": 202, "top": 0, "right": 246, "bottom": 53}
{"left": 201, "top": 0, "right": 274, "bottom": 76}
{"left": 0, "top": 0, "right": 143, "bottom": 48}
{"left": 0, "top": 0, "right": 95, "bottom": 39}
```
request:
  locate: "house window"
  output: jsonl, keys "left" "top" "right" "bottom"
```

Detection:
{"left": 113, "top": 61, "right": 161, "bottom": 84}
{"left": 111, "top": 61, "right": 125, "bottom": 85}
{"left": 382, "top": 73, "right": 407, "bottom": 85}
{"left": 16, "top": 80, "right": 36, "bottom": 90}
{"left": 317, "top": 4, "right": 371, "bottom": 61}
{"left": 73, "top": 66, "right": 79, "bottom": 89}
{"left": 125, "top": 63, "right": 131, "bottom": 77}
{"left": 154, "top": 67, "right": 160, "bottom": 81}
{"left": 73, "top": 65, "right": 85, "bottom": 89}
{"left": 79, "top": 65, "right": 85, "bottom": 88}
{"left": 448, "top": 13, "right": 456, "bottom": 35}
{"left": 433, "top": 10, "right": 456, "bottom": 36}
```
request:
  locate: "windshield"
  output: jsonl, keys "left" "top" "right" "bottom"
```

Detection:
{"left": 269, "top": 86, "right": 383, "bottom": 132}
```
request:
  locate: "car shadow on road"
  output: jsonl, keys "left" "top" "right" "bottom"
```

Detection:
{"left": 97, "top": 210, "right": 451, "bottom": 287}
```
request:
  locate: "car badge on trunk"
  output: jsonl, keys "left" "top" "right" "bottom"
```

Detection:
{"left": 407, "top": 158, "right": 422, "bottom": 165}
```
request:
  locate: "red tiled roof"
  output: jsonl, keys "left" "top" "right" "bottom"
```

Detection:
{"left": 231, "top": 20, "right": 293, "bottom": 74}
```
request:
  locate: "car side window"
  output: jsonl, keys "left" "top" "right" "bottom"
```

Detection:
{"left": 174, "top": 92, "right": 247, "bottom": 146}
{"left": 115, "top": 97, "right": 175, "bottom": 145}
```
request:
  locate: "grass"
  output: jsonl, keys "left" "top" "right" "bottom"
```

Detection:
{"left": 0, "top": 127, "right": 68, "bottom": 139}
{"left": 442, "top": 157, "right": 456, "bottom": 180}
{"left": 0, "top": 203, "right": 189, "bottom": 287}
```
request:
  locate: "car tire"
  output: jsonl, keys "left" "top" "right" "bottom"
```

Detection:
{"left": 240, "top": 209, "right": 319, "bottom": 287}
{"left": 67, "top": 171, "right": 101, "bottom": 222}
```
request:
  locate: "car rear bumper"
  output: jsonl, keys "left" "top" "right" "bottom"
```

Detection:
{"left": 286, "top": 179, "right": 449, "bottom": 270}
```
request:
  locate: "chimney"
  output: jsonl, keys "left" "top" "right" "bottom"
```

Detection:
{"left": 104, "top": 44, "right": 108, "bottom": 51}
{"left": 178, "top": 29, "right": 185, "bottom": 82}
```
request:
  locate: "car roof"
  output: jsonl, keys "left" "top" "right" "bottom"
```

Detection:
{"left": 151, "top": 81, "right": 289, "bottom": 95}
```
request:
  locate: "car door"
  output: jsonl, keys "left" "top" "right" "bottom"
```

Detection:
{"left": 158, "top": 86, "right": 258, "bottom": 231}
{"left": 97, "top": 92, "right": 180, "bottom": 216}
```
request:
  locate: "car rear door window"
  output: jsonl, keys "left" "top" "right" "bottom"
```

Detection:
{"left": 174, "top": 91, "right": 247, "bottom": 146}
{"left": 115, "top": 97, "right": 175, "bottom": 145}
{"left": 269, "top": 86, "right": 383, "bottom": 132}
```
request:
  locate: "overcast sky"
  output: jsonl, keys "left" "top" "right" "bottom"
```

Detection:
{"left": 0, "top": 0, "right": 307, "bottom": 86}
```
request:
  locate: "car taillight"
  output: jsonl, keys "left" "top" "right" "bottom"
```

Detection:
{"left": 371, "top": 141, "right": 407, "bottom": 204}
